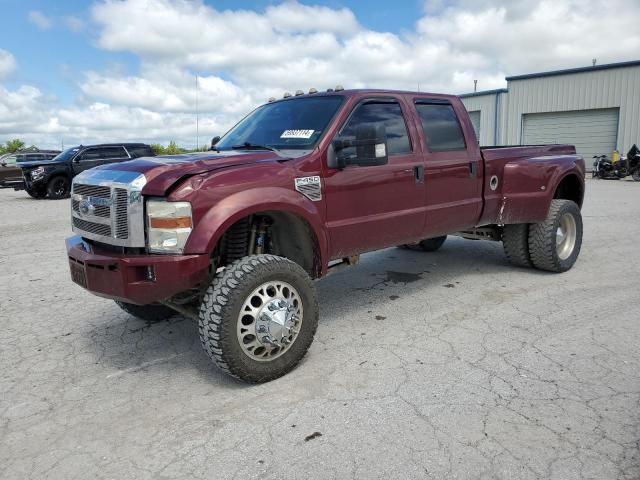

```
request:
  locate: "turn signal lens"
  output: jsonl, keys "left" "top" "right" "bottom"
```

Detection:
{"left": 149, "top": 216, "right": 192, "bottom": 229}
{"left": 146, "top": 199, "right": 193, "bottom": 253}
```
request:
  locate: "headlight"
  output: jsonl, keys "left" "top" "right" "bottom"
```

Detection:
{"left": 31, "top": 166, "right": 45, "bottom": 180}
{"left": 146, "top": 199, "right": 193, "bottom": 253}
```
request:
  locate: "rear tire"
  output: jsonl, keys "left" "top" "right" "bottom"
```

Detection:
{"left": 198, "top": 254, "right": 319, "bottom": 383}
{"left": 115, "top": 301, "right": 176, "bottom": 322}
{"left": 528, "top": 199, "right": 582, "bottom": 272}
{"left": 418, "top": 236, "right": 447, "bottom": 252}
{"left": 46, "top": 176, "right": 70, "bottom": 199}
{"left": 502, "top": 224, "right": 532, "bottom": 268}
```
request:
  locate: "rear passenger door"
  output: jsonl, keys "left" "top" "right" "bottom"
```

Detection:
{"left": 323, "top": 97, "right": 427, "bottom": 258}
{"left": 414, "top": 99, "right": 483, "bottom": 236}
{"left": 100, "top": 146, "right": 130, "bottom": 165}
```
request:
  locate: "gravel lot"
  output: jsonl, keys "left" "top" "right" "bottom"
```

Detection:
{"left": 1, "top": 178, "right": 639, "bottom": 480}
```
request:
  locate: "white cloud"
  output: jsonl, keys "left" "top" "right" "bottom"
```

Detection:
{"left": 28, "top": 10, "right": 52, "bottom": 30}
{"left": 0, "top": 50, "right": 16, "bottom": 79}
{"left": 2, "top": 0, "right": 640, "bottom": 148}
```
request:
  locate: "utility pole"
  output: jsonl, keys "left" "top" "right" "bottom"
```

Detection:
{"left": 592, "top": 58, "right": 597, "bottom": 67}
{"left": 195, "top": 74, "right": 199, "bottom": 150}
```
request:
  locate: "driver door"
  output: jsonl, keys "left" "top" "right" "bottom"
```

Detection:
{"left": 73, "top": 147, "right": 103, "bottom": 174}
{"left": 323, "top": 97, "right": 426, "bottom": 259}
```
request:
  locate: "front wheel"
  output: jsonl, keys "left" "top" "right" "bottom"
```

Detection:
{"left": 198, "top": 254, "right": 319, "bottom": 383}
{"left": 46, "top": 176, "right": 70, "bottom": 199}
{"left": 632, "top": 170, "right": 640, "bottom": 182}
{"left": 528, "top": 199, "right": 582, "bottom": 272}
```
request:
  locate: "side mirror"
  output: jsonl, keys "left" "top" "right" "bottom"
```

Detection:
{"left": 328, "top": 124, "right": 388, "bottom": 169}
{"left": 210, "top": 136, "right": 221, "bottom": 150}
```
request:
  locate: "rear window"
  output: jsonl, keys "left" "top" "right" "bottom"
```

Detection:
{"left": 415, "top": 103, "right": 466, "bottom": 152}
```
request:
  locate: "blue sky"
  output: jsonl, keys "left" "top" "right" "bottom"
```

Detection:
{"left": 1, "top": 0, "right": 639, "bottom": 148}
{"left": 1, "top": 0, "right": 423, "bottom": 103}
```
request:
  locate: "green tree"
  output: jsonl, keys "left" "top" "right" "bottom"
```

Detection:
{"left": 4, "top": 139, "right": 25, "bottom": 153}
{"left": 149, "top": 143, "right": 166, "bottom": 155}
{"left": 165, "top": 141, "right": 182, "bottom": 155}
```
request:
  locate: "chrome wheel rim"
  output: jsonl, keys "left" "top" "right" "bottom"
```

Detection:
{"left": 237, "top": 281, "right": 303, "bottom": 362}
{"left": 556, "top": 213, "right": 577, "bottom": 260}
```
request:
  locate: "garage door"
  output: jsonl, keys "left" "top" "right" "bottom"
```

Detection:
{"left": 468, "top": 110, "right": 481, "bottom": 140}
{"left": 522, "top": 108, "right": 619, "bottom": 160}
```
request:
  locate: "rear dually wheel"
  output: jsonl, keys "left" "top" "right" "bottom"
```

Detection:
{"left": 528, "top": 199, "right": 582, "bottom": 272}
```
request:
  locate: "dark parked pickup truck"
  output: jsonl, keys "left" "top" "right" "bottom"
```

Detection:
{"left": 19, "top": 143, "right": 155, "bottom": 199}
{"left": 66, "top": 88, "right": 585, "bottom": 382}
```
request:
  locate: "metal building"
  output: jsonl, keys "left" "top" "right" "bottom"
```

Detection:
{"left": 460, "top": 60, "right": 640, "bottom": 160}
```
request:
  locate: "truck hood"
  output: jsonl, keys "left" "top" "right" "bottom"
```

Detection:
{"left": 92, "top": 150, "right": 288, "bottom": 196}
{"left": 17, "top": 158, "right": 64, "bottom": 169}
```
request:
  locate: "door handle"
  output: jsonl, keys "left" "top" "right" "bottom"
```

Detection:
{"left": 414, "top": 165, "right": 424, "bottom": 183}
{"left": 469, "top": 161, "right": 477, "bottom": 177}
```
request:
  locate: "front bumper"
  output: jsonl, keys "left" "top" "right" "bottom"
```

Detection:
{"left": 66, "top": 235, "right": 210, "bottom": 305}
{"left": 0, "top": 178, "right": 24, "bottom": 190}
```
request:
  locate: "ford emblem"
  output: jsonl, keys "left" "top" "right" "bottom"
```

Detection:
{"left": 79, "top": 198, "right": 95, "bottom": 216}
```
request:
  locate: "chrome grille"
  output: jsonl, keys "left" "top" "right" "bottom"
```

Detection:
{"left": 70, "top": 169, "right": 146, "bottom": 248}
{"left": 114, "top": 188, "right": 128, "bottom": 239}
{"left": 73, "top": 217, "right": 112, "bottom": 237}
{"left": 73, "top": 184, "right": 111, "bottom": 199}
{"left": 71, "top": 199, "right": 110, "bottom": 218}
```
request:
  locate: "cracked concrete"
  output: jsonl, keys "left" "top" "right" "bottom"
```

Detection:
{"left": 1, "top": 178, "right": 639, "bottom": 479}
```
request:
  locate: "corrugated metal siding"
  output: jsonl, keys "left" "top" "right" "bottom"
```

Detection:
{"left": 504, "top": 65, "right": 640, "bottom": 153}
{"left": 468, "top": 111, "right": 481, "bottom": 139}
{"left": 461, "top": 94, "right": 496, "bottom": 146}
{"left": 522, "top": 108, "right": 619, "bottom": 160}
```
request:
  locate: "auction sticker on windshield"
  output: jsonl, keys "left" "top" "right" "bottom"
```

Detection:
{"left": 281, "top": 130, "right": 314, "bottom": 139}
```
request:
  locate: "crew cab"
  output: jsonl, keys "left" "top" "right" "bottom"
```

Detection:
{"left": 66, "top": 88, "right": 585, "bottom": 382}
{"left": 19, "top": 143, "right": 155, "bottom": 199}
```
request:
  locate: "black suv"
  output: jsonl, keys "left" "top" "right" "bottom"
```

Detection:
{"left": 18, "top": 143, "right": 155, "bottom": 199}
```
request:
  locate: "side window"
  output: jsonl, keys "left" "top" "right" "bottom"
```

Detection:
{"left": 339, "top": 100, "right": 411, "bottom": 157}
{"left": 415, "top": 103, "right": 466, "bottom": 152}
{"left": 79, "top": 149, "right": 100, "bottom": 161}
{"left": 129, "top": 146, "right": 153, "bottom": 158}
{"left": 101, "top": 146, "right": 128, "bottom": 159}
{"left": 29, "top": 154, "right": 44, "bottom": 161}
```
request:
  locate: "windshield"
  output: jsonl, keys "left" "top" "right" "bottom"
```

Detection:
{"left": 215, "top": 96, "right": 344, "bottom": 152}
{"left": 51, "top": 146, "right": 81, "bottom": 162}
{"left": 2, "top": 154, "right": 18, "bottom": 165}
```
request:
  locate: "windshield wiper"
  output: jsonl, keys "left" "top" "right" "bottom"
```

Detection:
{"left": 231, "top": 142, "right": 278, "bottom": 152}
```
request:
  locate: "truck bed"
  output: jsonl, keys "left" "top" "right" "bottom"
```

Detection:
{"left": 478, "top": 144, "right": 583, "bottom": 226}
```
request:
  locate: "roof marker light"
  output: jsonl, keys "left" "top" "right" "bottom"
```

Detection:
{"left": 295, "top": 90, "right": 304, "bottom": 96}
{"left": 309, "top": 88, "right": 318, "bottom": 94}
{"left": 334, "top": 85, "right": 344, "bottom": 92}
{"left": 283, "top": 92, "right": 292, "bottom": 98}
{"left": 268, "top": 97, "right": 276, "bottom": 102}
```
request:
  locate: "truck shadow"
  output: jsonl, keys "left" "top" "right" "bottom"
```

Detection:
{"left": 81, "top": 236, "right": 547, "bottom": 385}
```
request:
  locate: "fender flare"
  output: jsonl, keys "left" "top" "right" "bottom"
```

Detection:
{"left": 501, "top": 155, "right": 584, "bottom": 224}
{"left": 185, "top": 187, "right": 328, "bottom": 270}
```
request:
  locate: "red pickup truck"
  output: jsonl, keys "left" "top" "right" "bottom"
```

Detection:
{"left": 66, "top": 88, "right": 585, "bottom": 382}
